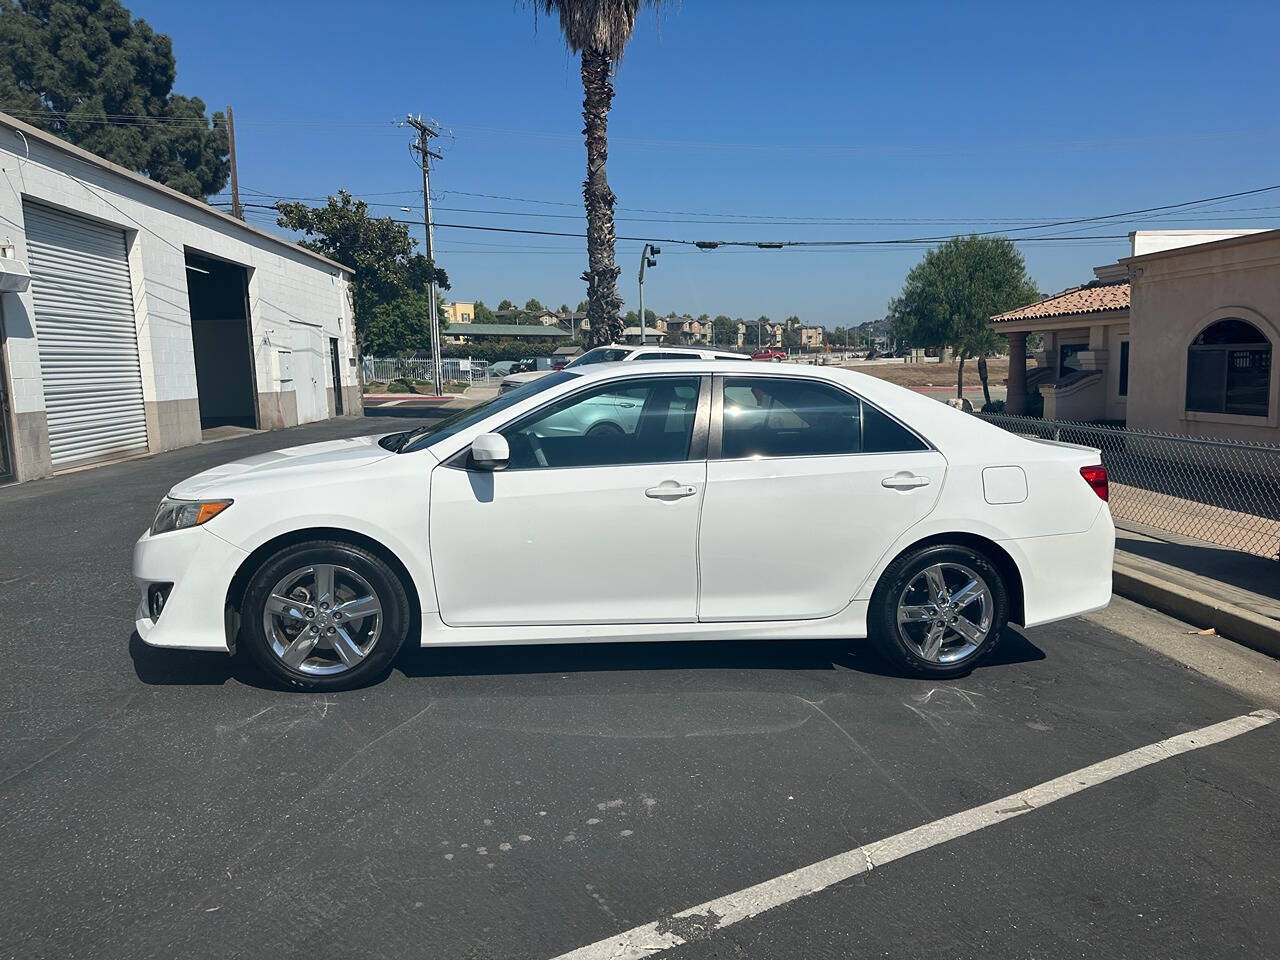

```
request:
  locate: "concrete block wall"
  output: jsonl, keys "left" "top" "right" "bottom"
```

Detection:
{"left": 0, "top": 117, "right": 359, "bottom": 482}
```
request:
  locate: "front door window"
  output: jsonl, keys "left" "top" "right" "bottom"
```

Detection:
{"left": 501, "top": 376, "right": 701, "bottom": 469}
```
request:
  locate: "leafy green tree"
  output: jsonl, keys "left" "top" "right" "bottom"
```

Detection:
{"left": 888, "top": 235, "right": 1039, "bottom": 397}
{"left": 497, "top": 299, "right": 516, "bottom": 312}
{"left": 753, "top": 316, "right": 772, "bottom": 349}
{"left": 524, "top": 297, "right": 545, "bottom": 313}
{"left": 275, "top": 190, "right": 448, "bottom": 354}
{"left": 558, "top": 303, "right": 570, "bottom": 314}
{"left": 472, "top": 300, "right": 498, "bottom": 323}
{"left": 0, "top": 0, "right": 229, "bottom": 198}
{"left": 575, "top": 300, "right": 589, "bottom": 313}
{"left": 364, "top": 290, "right": 432, "bottom": 356}
{"left": 529, "top": 0, "right": 666, "bottom": 345}
{"left": 712, "top": 314, "right": 736, "bottom": 346}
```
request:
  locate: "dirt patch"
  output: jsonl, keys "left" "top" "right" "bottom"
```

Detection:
{"left": 847, "top": 356, "right": 1012, "bottom": 389}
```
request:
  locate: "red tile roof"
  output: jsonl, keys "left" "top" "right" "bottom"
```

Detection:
{"left": 991, "top": 280, "right": 1129, "bottom": 323}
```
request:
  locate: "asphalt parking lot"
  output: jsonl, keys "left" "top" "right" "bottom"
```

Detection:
{"left": 2, "top": 414, "right": 1278, "bottom": 960}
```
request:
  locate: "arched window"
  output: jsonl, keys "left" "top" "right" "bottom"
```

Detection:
{"left": 1186, "top": 318, "right": 1272, "bottom": 417}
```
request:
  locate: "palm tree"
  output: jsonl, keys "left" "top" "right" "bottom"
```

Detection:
{"left": 533, "top": 1, "right": 662, "bottom": 346}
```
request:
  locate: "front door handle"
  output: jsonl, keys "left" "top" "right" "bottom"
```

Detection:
{"left": 645, "top": 481, "right": 698, "bottom": 501}
{"left": 882, "top": 474, "right": 931, "bottom": 490}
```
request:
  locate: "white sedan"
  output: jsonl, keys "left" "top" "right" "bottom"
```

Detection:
{"left": 133, "top": 361, "right": 1114, "bottom": 690}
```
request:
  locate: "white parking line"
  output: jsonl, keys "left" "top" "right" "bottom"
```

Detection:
{"left": 549, "top": 709, "right": 1279, "bottom": 960}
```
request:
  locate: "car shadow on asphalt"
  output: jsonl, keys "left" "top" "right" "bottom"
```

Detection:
{"left": 127, "top": 632, "right": 271, "bottom": 688}
{"left": 127, "top": 626, "right": 1044, "bottom": 689}
{"left": 394, "top": 628, "right": 1046, "bottom": 680}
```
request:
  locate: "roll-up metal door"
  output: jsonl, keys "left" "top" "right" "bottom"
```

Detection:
{"left": 24, "top": 202, "right": 148, "bottom": 469}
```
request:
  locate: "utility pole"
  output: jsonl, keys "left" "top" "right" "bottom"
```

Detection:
{"left": 406, "top": 115, "right": 444, "bottom": 396}
{"left": 226, "top": 106, "right": 243, "bottom": 220}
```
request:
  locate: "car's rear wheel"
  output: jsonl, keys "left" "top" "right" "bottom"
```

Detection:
{"left": 868, "top": 544, "right": 1008, "bottom": 677}
{"left": 241, "top": 540, "right": 410, "bottom": 690}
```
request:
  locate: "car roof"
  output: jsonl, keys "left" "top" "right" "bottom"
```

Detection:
{"left": 593, "top": 344, "right": 745, "bottom": 358}
{"left": 566, "top": 358, "right": 961, "bottom": 424}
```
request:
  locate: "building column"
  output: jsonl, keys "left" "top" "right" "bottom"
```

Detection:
{"left": 1006, "top": 331, "right": 1028, "bottom": 414}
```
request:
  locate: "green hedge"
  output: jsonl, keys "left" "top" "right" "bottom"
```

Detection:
{"left": 440, "top": 339, "right": 581, "bottom": 363}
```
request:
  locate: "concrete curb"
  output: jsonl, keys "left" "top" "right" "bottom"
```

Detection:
{"left": 1113, "top": 561, "right": 1280, "bottom": 659}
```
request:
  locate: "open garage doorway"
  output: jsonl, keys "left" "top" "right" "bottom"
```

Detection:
{"left": 185, "top": 250, "right": 258, "bottom": 433}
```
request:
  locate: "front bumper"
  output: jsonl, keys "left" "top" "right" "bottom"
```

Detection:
{"left": 133, "top": 525, "right": 248, "bottom": 652}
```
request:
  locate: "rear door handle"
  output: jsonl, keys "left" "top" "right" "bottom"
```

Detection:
{"left": 645, "top": 481, "right": 698, "bottom": 500}
{"left": 881, "top": 474, "right": 931, "bottom": 490}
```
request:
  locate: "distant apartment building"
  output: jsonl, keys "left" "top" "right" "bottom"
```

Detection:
{"left": 733, "top": 318, "right": 823, "bottom": 350}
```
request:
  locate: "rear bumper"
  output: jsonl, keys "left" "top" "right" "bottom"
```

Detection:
{"left": 133, "top": 526, "right": 247, "bottom": 652}
{"left": 1011, "top": 507, "right": 1116, "bottom": 628}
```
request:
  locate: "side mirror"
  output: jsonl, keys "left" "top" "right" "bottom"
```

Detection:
{"left": 470, "top": 432, "right": 509, "bottom": 470}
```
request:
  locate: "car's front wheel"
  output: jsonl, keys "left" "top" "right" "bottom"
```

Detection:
{"left": 241, "top": 540, "right": 410, "bottom": 690}
{"left": 868, "top": 543, "right": 1009, "bottom": 678}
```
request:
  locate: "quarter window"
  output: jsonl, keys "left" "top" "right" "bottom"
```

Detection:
{"left": 1186, "top": 318, "right": 1271, "bottom": 417}
{"left": 501, "top": 376, "right": 701, "bottom": 469}
{"left": 719, "top": 377, "right": 926, "bottom": 459}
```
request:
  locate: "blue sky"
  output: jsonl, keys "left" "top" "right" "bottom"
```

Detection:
{"left": 132, "top": 0, "right": 1280, "bottom": 327}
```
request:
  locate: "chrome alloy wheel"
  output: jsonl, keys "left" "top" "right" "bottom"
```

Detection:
{"left": 263, "top": 564, "right": 383, "bottom": 676}
{"left": 896, "top": 562, "right": 994, "bottom": 664}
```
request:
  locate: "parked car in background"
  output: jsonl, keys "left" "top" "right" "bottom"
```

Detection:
{"left": 751, "top": 348, "right": 789, "bottom": 362}
{"left": 487, "top": 360, "right": 521, "bottom": 378}
{"left": 498, "top": 343, "right": 744, "bottom": 393}
{"left": 133, "top": 360, "right": 1114, "bottom": 691}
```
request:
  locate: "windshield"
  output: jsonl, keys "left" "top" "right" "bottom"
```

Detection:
{"left": 564, "top": 347, "right": 631, "bottom": 368}
{"left": 391, "top": 372, "right": 579, "bottom": 454}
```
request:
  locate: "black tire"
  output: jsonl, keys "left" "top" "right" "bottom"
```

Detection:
{"left": 241, "top": 539, "right": 411, "bottom": 691}
{"left": 868, "top": 543, "right": 1009, "bottom": 678}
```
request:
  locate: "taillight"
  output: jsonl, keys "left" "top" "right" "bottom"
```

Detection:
{"left": 1080, "top": 465, "right": 1108, "bottom": 501}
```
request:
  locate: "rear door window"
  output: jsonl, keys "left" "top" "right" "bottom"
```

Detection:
{"left": 718, "top": 377, "right": 926, "bottom": 458}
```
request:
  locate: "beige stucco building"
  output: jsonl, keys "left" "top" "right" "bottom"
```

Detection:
{"left": 442, "top": 300, "right": 475, "bottom": 325}
{"left": 991, "top": 230, "right": 1278, "bottom": 444}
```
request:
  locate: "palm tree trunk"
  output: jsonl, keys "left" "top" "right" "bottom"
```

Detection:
{"left": 955, "top": 353, "right": 966, "bottom": 399}
{"left": 977, "top": 353, "right": 991, "bottom": 406}
{"left": 580, "top": 49, "right": 623, "bottom": 346}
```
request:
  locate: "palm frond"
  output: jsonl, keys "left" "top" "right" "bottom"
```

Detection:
{"left": 532, "top": 0, "right": 663, "bottom": 61}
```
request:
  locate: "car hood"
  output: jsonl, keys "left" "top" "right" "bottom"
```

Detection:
{"left": 170, "top": 434, "right": 395, "bottom": 498}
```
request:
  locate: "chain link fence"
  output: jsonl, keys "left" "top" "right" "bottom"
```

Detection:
{"left": 976, "top": 413, "right": 1280, "bottom": 561}
{"left": 362, "top": 357, "right": 491, "bottom": 386}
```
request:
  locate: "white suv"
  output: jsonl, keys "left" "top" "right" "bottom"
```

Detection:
{"left": 498, "top": 343, "right": 746, "bottom": 394}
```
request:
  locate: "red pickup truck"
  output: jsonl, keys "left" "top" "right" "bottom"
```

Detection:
{"left": 750, "top": 348, "right": 788, "bottom": 362}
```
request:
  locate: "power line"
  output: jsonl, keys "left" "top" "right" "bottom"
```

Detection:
{"left": 215, "top": 181, "right": 1280, "bottom": 250}
{"left": 216, "top": 184, "right": 1280, "bottom": 228}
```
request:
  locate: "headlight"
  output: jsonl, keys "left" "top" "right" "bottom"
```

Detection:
{"left": 150, "top": 497, "right": 233, "bottom": 536}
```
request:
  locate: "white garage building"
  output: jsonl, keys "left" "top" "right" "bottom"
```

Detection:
{"left": 0, "top": 111, "right": 361, "bottom": 484}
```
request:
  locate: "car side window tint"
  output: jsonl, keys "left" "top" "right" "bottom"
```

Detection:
{"left": 861, "top": 402, "right": 928, "bottom": 453}
{"left": 501, "top": 376, "right": 701, "bottom": 469}
{"left": 721, "top": 378, "right": 861, "bottom": 459}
